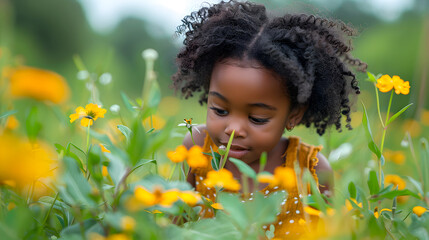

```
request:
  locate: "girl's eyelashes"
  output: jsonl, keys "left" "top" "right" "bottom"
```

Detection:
{"left": 209, "top": 107, "right": 228, "bottom": 116}
{"left": 249, "top": 116, "right": 269, "bottom": 125}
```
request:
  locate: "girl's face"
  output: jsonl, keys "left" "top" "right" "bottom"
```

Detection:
{"left": 206, "top": 58, "right": 304, "bottom": 164}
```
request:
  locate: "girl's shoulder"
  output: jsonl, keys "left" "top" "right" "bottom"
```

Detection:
{"left": 183, "top": 124, "right": 208, "bottom": 149}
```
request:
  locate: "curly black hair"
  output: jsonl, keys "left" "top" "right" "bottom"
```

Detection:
{"left": 172, "top": 0, "right": 367, "bottom": 135}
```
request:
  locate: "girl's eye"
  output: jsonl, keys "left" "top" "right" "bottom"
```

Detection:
{"left": 210, "top": 107, "right": 228, "bottom": 116}
{"left": 249, "top": 116, "right": 269, "bottom": 124}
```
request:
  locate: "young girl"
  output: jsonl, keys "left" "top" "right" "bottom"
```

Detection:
{"left": 172, "top": 0, "right": 366, "bottom": 238}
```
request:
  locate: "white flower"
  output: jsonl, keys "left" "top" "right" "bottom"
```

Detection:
{"left": 77, "top": 70, "right": 89, "bottom": 80}
{"left": 99, "top": 73, "right": 112, "bottom": 85}
{"left": 110, "top": 104, "right": 120, "bottom": 113}
{"left": 142, "top": 49, "right": 158, "bottom": 61}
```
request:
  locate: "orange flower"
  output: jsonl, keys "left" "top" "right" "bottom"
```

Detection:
{"left": 8, "top": 66, "right": 70, "bottom": 104}
{"left": 211, "top": 203, "right": 223, "bottom": 210}
{"left": 203, "top": 169, "right": 241, "bottom": 191}
{"left": 69, "top": 103, "right": 107, "bottom": 127}
{"left": 178, "top": 191, "right": 201, "bottom": 206}
{"left": 257, "top": 166, "right": 296, "bottom": 190}
{"left": 413, "top": 206, "right": 428, "bottom": 217}
{"left": 133, "top": 185, "right": 180, "bottom": 208}
{"left": 384, "top": 174, "right": 406, "bottom": 190}
{"left": 166, "top": 145, "right": 208, "bottom": 168}
{"left": 376, "top": 75, "right": 410, "bottom": 95}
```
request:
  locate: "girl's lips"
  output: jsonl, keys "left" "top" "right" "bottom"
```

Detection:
{"left": 227, "top": 148, "right": 249, "bottom": 159}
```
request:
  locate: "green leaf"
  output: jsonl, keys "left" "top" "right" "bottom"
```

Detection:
{"left": 229, "top": 157, "right": 257, "bottom": 180}
{"left": 25, "top": 106, "right": 42, "bottom": 141}
{"left": 419, "top": 138, "right": 429, "bottom": 195}
{"left": 405, "top": 176, "right": 424, "bottom": 196}
{"left": 146, "top": 77, "right": 161, "bottom": 109}
{"left": 361, "top": 102, "right": 381, "bottom": 159}
{"left": 117, "top": 124, "right": 133, "bottom": 144}
{"left": 208, "top": 146, "right": 221, "bottom": 171}
{"left": 55, "top": 143, "right": 84, "bottom": 172}
{"left": 348, "top": 181, "right": 357, "bottom": 199}
{"left": 386, "top": 103, "right": 413, "bottom": 126}
{"left": 221, "top": 130, "right": 235, "bottom": 168}
{"left": 370, "top": 189, "right": 420, "bottom": 201}
{"left": 367, "top": 72, "right": 377, "bottom": 83}
{"left": 121, "top": 92, "right": 137, "bottom": 113}
{"left": 259, "top": 152, "right": 267, "bottom": 173}
{"left": 368, "top": 170, "right": 380, "bottom": 195}
{"left": 0, "top": 110, "right": 18, "bottom": 119}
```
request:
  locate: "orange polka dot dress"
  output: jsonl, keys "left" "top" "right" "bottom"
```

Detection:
{"left": 190, "top": 134, "right": 322, "bottom": 239}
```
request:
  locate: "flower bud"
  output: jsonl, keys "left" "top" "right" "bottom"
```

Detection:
{"left": 218, "top": 145, "right": 227, "bottom": 156}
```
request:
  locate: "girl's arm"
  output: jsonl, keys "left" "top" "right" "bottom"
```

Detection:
{"left": 315, "top": 152, "right": 334, "bottom": 196}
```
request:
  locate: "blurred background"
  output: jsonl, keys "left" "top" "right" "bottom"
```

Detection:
{"left": 0, "top": 0, "right": 428, "bottom": 187}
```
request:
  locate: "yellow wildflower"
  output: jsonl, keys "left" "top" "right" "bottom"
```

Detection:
{"left": 0, "top": 134, "right": 54, "bottom": 188}
{"left": 69, "top": 103, "right": 107, "bottom": 127}
{"left": 421, "top": 109, "right": 429, "bottom": 126}
{"left": 402, "top": 119, "right": 421, "bottom": 138}
{"left": 179, "top": 191, "right": 201, "bottom": 206}
{"left": 102, "top": 166, "right": 109, "bottom": 177}
{"left": 413, "top": 206, "right": 428, "bottom": 217}
{"left": 107, "top": 234, "right": 130, "bottom": 240}
{"left": 374, "top": 207, "right": 392, "bottom": 219}
{"left": 211, "top": 203, "right": 223, "bottom": 210}
{"left": 167, "top": 145, "right": 188, "bottom": 163}
{"left": 376, "top": 75, "right": 410, "bottom": 95}
{"left": 384, "top": 150, "right": 405, "bottom": 165}
{"left": 5, "top": 115, "right": 19, "bottom": 130}
{"left": 184, "top": 118, "right": 192, "bottom": 125}
{"left": 345, "top": 198, "right": 362, "bottom": 211}
{"left": 120, "top": 216, "right": 136, "bottom": 232}
{"left": 8, "top": 66, "right": 70, "bottom": 104}
{"left": 143, "top": 114, "right": 166, "bottom": 130}
{"left": 257, "top": 167, "right": 296, "bottom": 190}
{"left": 7, "top": 202, "right": 16, "bottom": 211}
{"left": 99, "top": 144, "right": 111, "bottom": 153}
{"left": 134, "top": 185, "right": 180, "bottom": 208}
{"left": 167, "top": 145, "right": 208, "bottom": 168}
{"left": 203, "top": 169, "right": 241, "bottom": 191}
{"left": 303, "top": 206, "right": 335, "bottom": 217}
{"left": 384, "top": 174, "right": 406, "bottom": 190}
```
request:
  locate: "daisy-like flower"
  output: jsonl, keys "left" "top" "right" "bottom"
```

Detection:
{"left": 203, "top": 168, "right": 241, "bottom": 191}
{"left": 69, "top": 103, "right": 107, "bottom": 127}
{"left": 133, "top": 185, "right": 180, "bottom": 208}
{"left": 178, "top": 191, "right": 201, "bottom": 206}
{"left": 384, "top": 174, "right": 406, "bottom": 190}
{"left": 178, "top": 118, "right": 200, "bottom": 133}
{"left": 376, "top": 75, "right": 410, "bottom": 95}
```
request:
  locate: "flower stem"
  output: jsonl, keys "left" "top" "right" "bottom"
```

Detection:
{"left": 41, "top": 192, "right": 59, "bottom": 227}
{"left": 168, "top": 163, "right": 177, "bottom": 181}
{"left": 379, "top": 90, "right": 394, "bottom": 185}
{"left": 374, "top": 84, "right": 385, "bottom": 128}
{"left": 86, "top": 123, "right": 91, "bottom": 153}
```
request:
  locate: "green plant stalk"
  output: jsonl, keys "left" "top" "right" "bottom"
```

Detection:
{"left": 168, "top": 163, "right": 177, "bottom": 181}
{"left": 41, "top": 192, "right": 59, "bottom": 227}
{"left": 379, "top": 90, "right": 393, "bottom": 185}
{"left": 221, "top": 130, "right": 235, "bottom": 169}
{"left": 374, "top": 84, "right": 385, "bottom": 128}
{"left": 189, "top": 130, "right": 196, "bottom": 146}
{"left": 86, "top": 123, "right": 91, "bottom": 153}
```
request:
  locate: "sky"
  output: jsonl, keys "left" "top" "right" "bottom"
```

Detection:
{"left": 78, "top": 0, "right": 415, "bottom": 35}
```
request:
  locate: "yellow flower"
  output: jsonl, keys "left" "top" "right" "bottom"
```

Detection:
{"left": 384, "top": 174, "right": 406, "bottom": 190}
{"left": 134, "top": 185, "right": 180, "bottom": 208}
{"left": 167, "top": 145, "right": 188, "bottom": 163}
{"left": 421, "top": 109, "right": 429, "bottom": 126}
{"left": 184, "top": 118, "right": 192, "bottom": 125}
{"left": 257, "top": 167, "right": 296, "bottom": 190}
{"left": 8, "top": 66, "right": 70, "bottom": 104}
{"left": 211, "top": 203, "right": 223, "bottom": 210}
{"left": 7, "top": 202, "right": 16, "bottom": 211}
{"left": 5, "top": 115, "right": 19, "bottom": 130}
{"left": 376, "top": 74, "right": 410, "bottom": 95}
{"left": 402, "top": 119, "right": 421, "bottom": 138}
{"left": 99, "top": 144, "right": 111, "bottom": 153}
{"left": 167, "top": 145, "right": 208, "bottom": 168}
{"left": 384, "top": 150, "right": 405, "bottom": 165}
{"left": 107, "top": 234, "right": 130, "bottom": 240}
{"left": 374, "top": 207, "right": 392, "bottom": 219}
{"left": 179, "top": 191, "right": 201, "bottom": 206}
{"left": 376, "top": 75, "right": 394, "bottom": 92}
{"left": 69, "top": 103, "right": 107, "bottom": 127}
{"left": 345, "top": 198, "right": 362, "bottom": 211}
{"left": 413, "top": 206, "right": 428, "bottom": 217}
{"left": 203, "top": 169, "right": 241, "bottom": 191}
{"left": 102, "top": 166, "right": 109, "bottom": 177}
{"left": 143, "top": 114, "right": 166, "bottom": 130}
{"left": 120, "top": 216, "right": 136, "bottom": 232}
{"left": 0, "top": 134, "right": 55, "bottom": 188}
{"left": 303, "top": 206, "right": 335, "bottom": 217}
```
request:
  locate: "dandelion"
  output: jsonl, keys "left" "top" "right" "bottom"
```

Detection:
{"left": 134, "top": 185, "right": 180, "bottom": 208}
{"left": 376, "top": 75, "right": 410, "bottom": 95}
{"left": 120, "top": 216, "right": 136, "bottom": 232}
{"left": 203, "top": 169, "right": 241, "bottom": 191}
{"left": 99, "top": 72, "right": 112, "bottom": 85}
{"left": 384, "top": 175, "right": 406, "bottom": 190}
{"left": 69, "top": 103, "right": 107, "bottom": 127}
{"left": 8, "top": 66, "right": 70, "bottom": 104}
{"left": 412, "top": 206, "right": 428, "bottom": 217}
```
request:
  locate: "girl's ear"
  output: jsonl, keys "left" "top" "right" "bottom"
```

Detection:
{"left": 286, "top": 105, "right": 308, "bottom": 130}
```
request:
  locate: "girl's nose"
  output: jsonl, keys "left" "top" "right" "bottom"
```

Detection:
{"left": 224, "top": 121, "right": 247, "bottom": 138}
